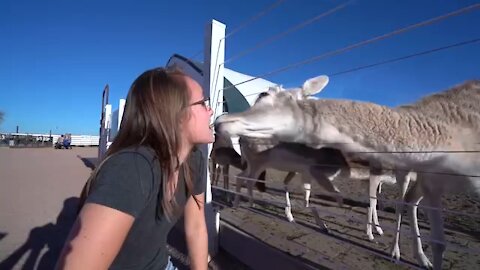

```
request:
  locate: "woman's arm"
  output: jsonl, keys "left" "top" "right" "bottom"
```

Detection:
{"left": 55, "top": 203, "right": 134, "bottom": 270}
{"left": 184, "top": 193, "right": 208, "bottom": 270}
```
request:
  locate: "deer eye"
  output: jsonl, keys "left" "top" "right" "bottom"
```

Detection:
{"left": 255, "top": 92, "right": 270, "bottom": 104}
{"left": 258, "top": 92, "right": 269, "bottom": 98}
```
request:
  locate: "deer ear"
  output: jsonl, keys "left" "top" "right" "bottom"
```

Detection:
{"left": 267, "top": 85, "right": 282, "bottom": 94}
{"left": 302, "top": 75, "right": 329, "bottom": 96}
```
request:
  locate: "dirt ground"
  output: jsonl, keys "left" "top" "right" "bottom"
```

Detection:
{"left": 0, "top": 147, "right": 247, "bottom": 270}
{"left": 2, "top": 146, "right": 478, "bottom": 269}
{"left": 0, "top": 147, "right": 93, "bottom": 269}
{"left": 211, "top": 165, "right": 480, "bottom": 270}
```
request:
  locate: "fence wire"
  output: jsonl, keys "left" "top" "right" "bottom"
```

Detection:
{"left": 223, "top": 0, "right": 352, "bottom": 65}
{"left": 208, "top": 36, "right": 480, "bottom": 100}
{"left": 218, "top": 3, "right": 480, "bottom": 92}
{"left": 211, "top": 184, "right": 480, "bottom": 258}
{"left": 212, "top": 171, "right": 480, "bottom": 219}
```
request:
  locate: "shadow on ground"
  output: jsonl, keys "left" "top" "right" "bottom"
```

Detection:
{"left": 0, "top": 197, "right": 79, "bottom": 270}
{"left": 77, "top": 155, "right": 97, "bottom": 170}
{"left": 0, "top": 232, "right": 6, "bottom": 242}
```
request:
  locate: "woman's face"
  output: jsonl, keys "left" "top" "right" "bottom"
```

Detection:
{"left": 183, "top": 76, "right": 214, "bottom": 145}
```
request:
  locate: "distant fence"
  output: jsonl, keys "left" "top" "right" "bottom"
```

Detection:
{"left": 0, "top": 133, "right": 99, "bottom": 148}
{"left": 51, "top": 134, "right": 100, "bottom": 147}
{"left": 0, "top": 134, "right": 53, "bottom": 148}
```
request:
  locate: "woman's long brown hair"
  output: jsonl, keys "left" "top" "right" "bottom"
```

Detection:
{"left": 80, "top": 67, "right": 196, "bottom": 221}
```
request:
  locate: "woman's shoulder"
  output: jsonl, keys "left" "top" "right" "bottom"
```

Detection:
{"left": 96, "top": 146, "right": 158, "bottom": 181}
{"left": 86, "top": 145, "right": 159, "bottom": 218}
{"left": 107, "top": 145, "right": 156, "bottom": 166}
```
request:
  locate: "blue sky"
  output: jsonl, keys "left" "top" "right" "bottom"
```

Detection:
{"left": 1, "top": 0, "right": 479, "bottom": 135}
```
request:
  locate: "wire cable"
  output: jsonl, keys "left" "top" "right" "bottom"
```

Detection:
{"left": 331, "top": 37, "right": 480, "bottom": 77}
{"left": 211, "top": 185, "right": 480, "bottom": 256}
{"left": 216, "top": 173, "right": 480, "bottom": 219}
{"left": 186, "top": 0, "right": 287, "bottom": 62}
{"left": 225, "top": 0, "right": 287, "bottom": 40}
{"left": 223, "top": 0, "right": 352, "bottom": 65}
{"left": 219, "top": 3, "right": 480, "bottom": 92}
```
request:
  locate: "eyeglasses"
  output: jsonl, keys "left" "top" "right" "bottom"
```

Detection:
{"left": 189, "top": 97, "right": 210, "bottom": 109}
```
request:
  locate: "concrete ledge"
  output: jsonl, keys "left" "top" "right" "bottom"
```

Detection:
{"left": 168, "top": 216, "right": 251, "bottom": 270}
{"left": 218, "top": 220, "right": 320, "bottom": 270}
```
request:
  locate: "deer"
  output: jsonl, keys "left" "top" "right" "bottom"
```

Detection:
{"left": 214, "top": 75, "right": 480, "bottom": 269}
{"left": 217, "top": 82, "right": 415, "bottom": 242}
{"left": 236, "top": 135, "right": 349, "bottom": 229}
{"left": 209, "top": 133, "right": 266, "bottom": 196}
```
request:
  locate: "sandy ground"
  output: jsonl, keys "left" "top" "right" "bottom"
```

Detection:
{"left": 2, "top": 146, "right": 478, "bottom": 269}
{"left": 0, "top": 147, "right": 94, "bottom": 270}
{"left": 0, "top": 147, "right": 248, "bottom": 270}
{"left": 212, "top": 165, "right": 480, "bottom": 270}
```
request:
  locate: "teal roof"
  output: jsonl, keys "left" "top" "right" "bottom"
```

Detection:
{"left": 222, "top": 78, "right": 250, "bottom": 113}
{"left": 167, "top": 54, "right": 251, "bottom": 113}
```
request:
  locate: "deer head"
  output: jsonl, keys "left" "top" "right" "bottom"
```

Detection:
{"left": 214, "top": 75, "right": 329, "bottom": 140}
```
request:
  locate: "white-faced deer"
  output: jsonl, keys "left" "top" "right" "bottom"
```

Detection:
{"left": 209, "top": 133, "right": 266, "bottom": 193}
{"left": 237, "top": 135, "right": 349, "bottom": 228}
{"left": 217, "top": 80, "right": 413, "bottom": 242}
{"left": 215, "top": 75, "right": 480, "bottom": 269}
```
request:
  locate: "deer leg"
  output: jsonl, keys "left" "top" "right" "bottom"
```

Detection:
{"left": 406, "top": 179, "right": 432, "bottom": 269}
{"left": 255, "top": 171, "right": 267, "bottom": 192}
{"left": 246, "top": 167, "right": 266, "bottom": 208}
{"left": 223, "top": 165, "right": 231, "bottom": 202}
{"left": 214, "top": 165, "right": 221, "bottom": 187}
{"left": 367, "top": 174, "right": 382, "bottom": 241}
{"left": 372, "top": 202, "right": 383, "bottom": 236}
{"left": 303, "top": 182, "right": 312, "bottom": 208}
{"left": 308, "top": 168, "right": 339, "bottom": 231}
{"left": 372, "top": 178, "right": 384, "bottom": 237}
{"left": 425, "top": 191, "right": 444, "bottom": 270}
{"left": 210, "top": 159, "right": 219, "bottom": 186}
{"left": 284, "top": 184, "right": 295, "bottom": 223}
{"left": 208, "top": 154, "right": 215, "bottom": 183}
{"left": 377, "top": 182, "right": 384, "bottom": 211}
{"left": 233, "top": 170, "right": 247, "bottom": 208}
{"left": 247, "top": 177, "right": 254, "bottom": 207}
{"left": 213, "top": 164, "right": 222, "bottom": 199}
{"left": 325, "top": 169, "right": 343, "bottom": 207}
{"left": 223, "top": 165, "right": 230, "bottom": 190}
{"left": 298, "top": 172, "right": 311, "bottom": 208}
{"left": 283, "top": 172, "right": 297, "bottom": 222}
{"left": 309, "top": 166, "right": 342, "bottom": 204}
{"left": 390, "top": 170, "right": 411, "bottom": 261}
{"left": 209, "top": 160, "right": 215, "bottom": 185}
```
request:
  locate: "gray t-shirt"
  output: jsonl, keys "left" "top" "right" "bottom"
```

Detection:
{"left": 85, "top": 146, "right": 206, "bottom": 269}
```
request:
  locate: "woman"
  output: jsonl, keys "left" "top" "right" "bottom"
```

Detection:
{"left": 56, "top": 67, "right": 213, "bottom": 270}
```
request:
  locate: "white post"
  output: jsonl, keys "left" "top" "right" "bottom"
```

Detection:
{"left": 98, "top": 103, "right": 112, "bottom": 161}
{"left": 104, "top": 104, "right": 113, "bottom": 150}
{"left": 98, "top": 121, "right": 106, "bottom": 162}
{"left": 118, "top": 99, "right": 126, "bottom": 130}
{"left": 203, "top": 19, "right": 225, "bottom": 258}
{"left": 98, "top": 85, "right": 110, "bottom": 163}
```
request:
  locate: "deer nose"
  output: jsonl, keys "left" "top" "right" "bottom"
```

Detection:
{"left": 214, "top": 121, "right": 222, "bottom": 133}
{"left": 213, "top": 115, "right": 227, "bottom": 133}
